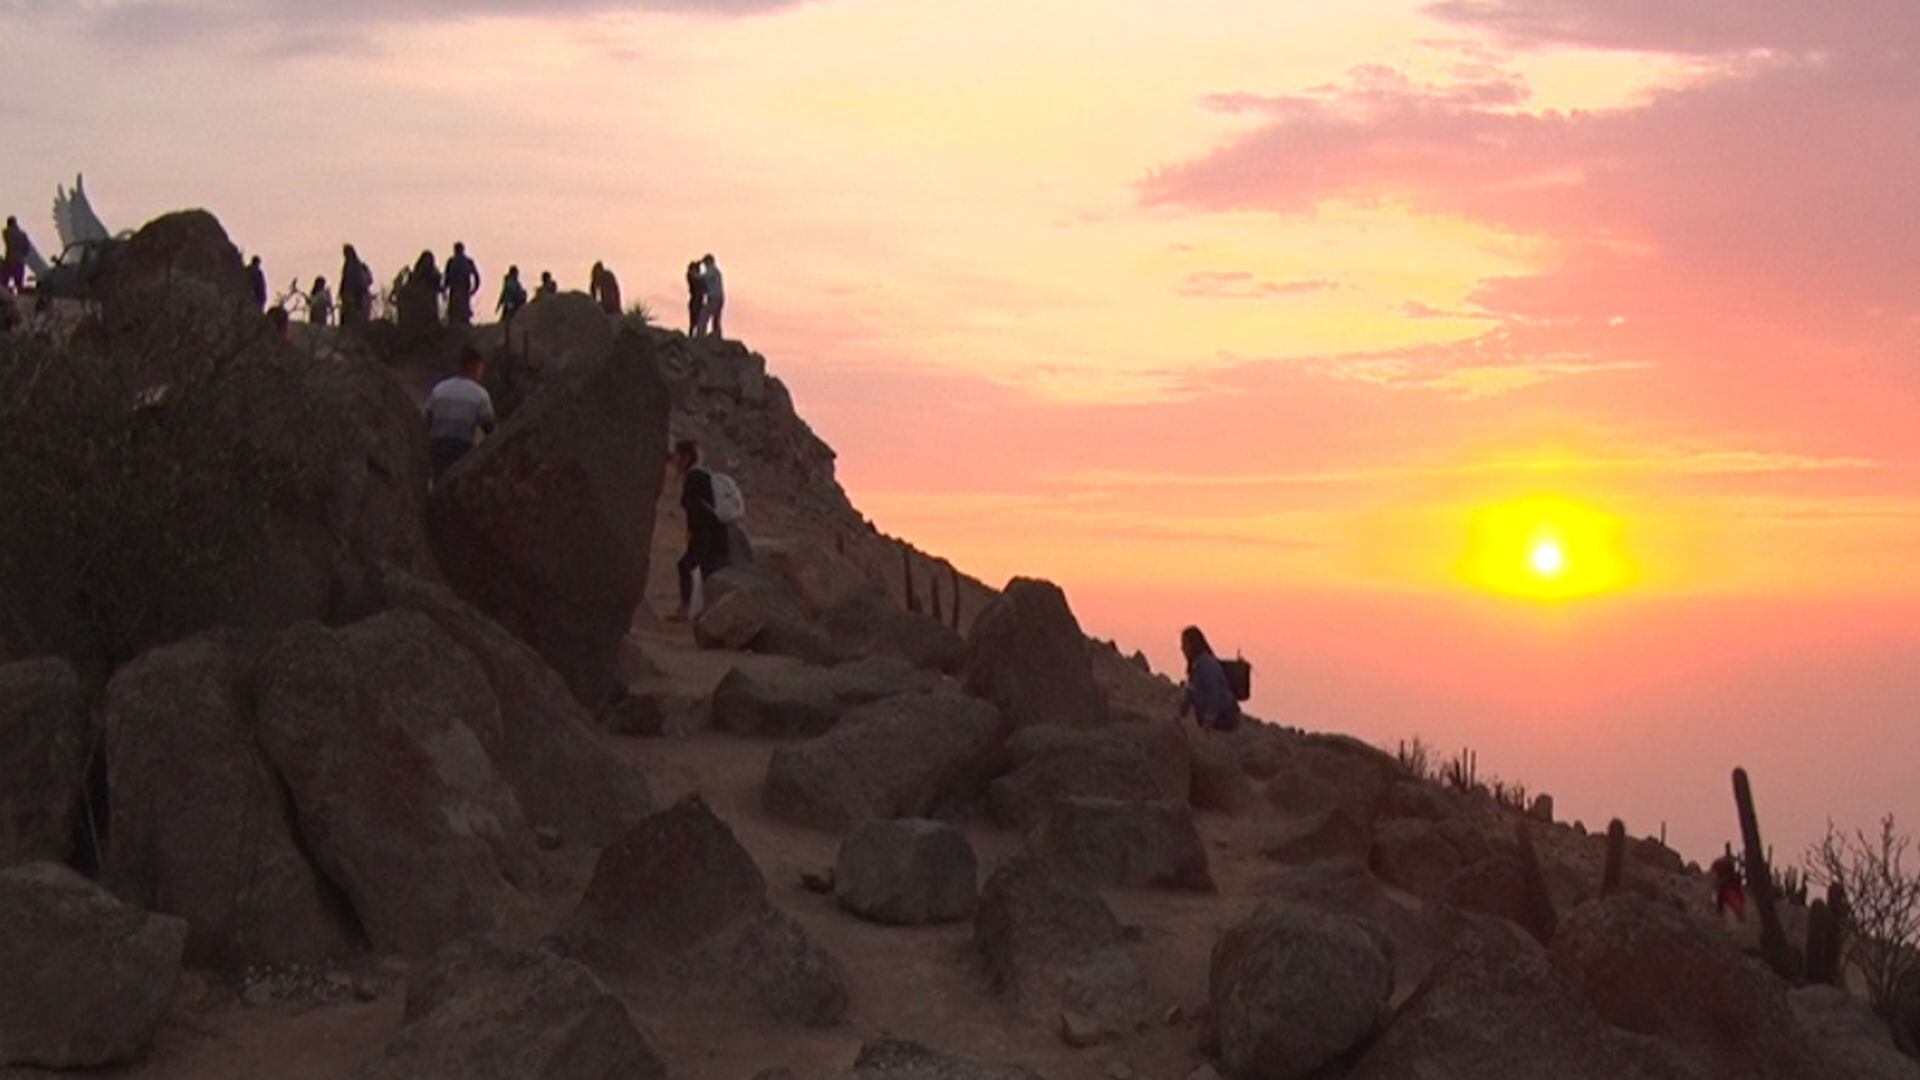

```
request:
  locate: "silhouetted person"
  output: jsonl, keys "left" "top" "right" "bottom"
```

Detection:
{"left": 2, "top": 216, "right": 30, "bottom": 294}
{"left": 267, "top": 306, "right": 291, "bottom": 342}
{"left": 668, "top": 438, "right": 729, "bottom": 622}
{"left": 537, "top": 270, "right": 557, "bottom": 298}
{"left": 695, "top": 254, "right": 725, "bottom": 338}
{"left": 246, "top": 256, "right": 267, "bottom": 310}
{"left": 399, "top": 250, "right": 443, "bottom": 338}
{"left": 590, "top": 261, "right": 622, "bottom": 316}
{"left": 685, "top": 259, "right": 705, "bottom": 335}
{"left": 339, "top": 244, "right": 373, "bottom": 327}
{"left": 444, "top": 241, "right": 481, "bottom": 326}
{"left": 425, "top": 347, "right": 497, "bottom": 480}
{"left": 308, "top": 276, "right": 332, "bottom": 325}
{"left": 1178, "top": 626, "right": 1240, "bottom": 732}
{"left": 497, "top": 265, "right": 528, "bottom": 324}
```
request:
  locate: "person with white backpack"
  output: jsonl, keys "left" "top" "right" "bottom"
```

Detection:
{"left": 667, "top": 437, "right": 745, "bottom": 622}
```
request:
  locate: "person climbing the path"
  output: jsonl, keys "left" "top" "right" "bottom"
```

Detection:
{"left": 537, "top": 270, "right": 558, "bottom": 298}
{"left": 2, "top": 216, "right": 32, "bottom": 294}
{"left": 667, "top": 437, "right": 733, "bottom": 623}
{"left": 1178, "top": 625, "right": 1241, "bottom": 732}
{"left": 444, "top": 241, "right": 481, "bottom": 326}
{"left": 1712, "top": 847, "right": 1746, "bottom": 920}
{"left": 424, "top": 346, "right": 497, "bottom": 481}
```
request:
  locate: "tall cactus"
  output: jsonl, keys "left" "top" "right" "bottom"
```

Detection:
{"left": 1602, "top": 819, "right": 1626, "bottom": 896}
{"left": 1806, "top": 899, "right": 1837, "bottom": 985}
{"left": 949, "top": 561, "right": 963, "bottom": 631}
{"left": 1515, "top": 823, "right": 1558, "bottom": 946}
{"left": 901, "top": 546, "right": 921, "bottom": 614}
{"left": 1732, "top": 767, "right": 1800, "bottom": 979}
{"left": 929, "top": 568, "right": 944, "bottom": 623}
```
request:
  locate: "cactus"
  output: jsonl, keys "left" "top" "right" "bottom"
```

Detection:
{"left": 929, "top": 568, "right": 944, "bottom": 623}
{"left": 901, "top": 546, "right": 921, "bottom": 613}
{"left": 1515, "top": 823, "right": 1558, "bottom": 946}
{"left": 1732, "top": 767, "right": 1801, "bottom": 979}
{"left": 1602, "top": 819, "right": 1626, "bottom": 896}
{"left": 1806, "top": 899, "right": 1838, "bottom": 985}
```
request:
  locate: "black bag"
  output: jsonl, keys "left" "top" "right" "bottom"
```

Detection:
{"left": 1220, "top": 656, "right": 1252, "bottom": 702}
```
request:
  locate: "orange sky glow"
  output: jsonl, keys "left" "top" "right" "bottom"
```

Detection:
{"left": 6, "top": 0, "right": 1917, "bottom": 862}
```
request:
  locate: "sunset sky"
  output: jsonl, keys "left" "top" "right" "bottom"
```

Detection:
{"left": 5, "top": 0, "right": 1917, "bottom": 862}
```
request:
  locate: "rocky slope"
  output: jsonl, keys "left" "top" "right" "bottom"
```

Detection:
{"left": 0, "top": 209, "right": 1912, "bottom": 1080}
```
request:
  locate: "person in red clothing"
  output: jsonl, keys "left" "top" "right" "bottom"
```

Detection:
{"left": 1711, "top": 847, "right": 1746, "bottom": 920}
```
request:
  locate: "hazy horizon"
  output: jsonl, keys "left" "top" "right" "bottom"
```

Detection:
{"left": 6, "top": 0, "right": 1916, "bottom": 866}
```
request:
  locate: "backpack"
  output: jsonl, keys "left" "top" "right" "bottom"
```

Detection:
{"left": 1220, "top": 655, "right": 1253, "bottom": 702}
{"left": 707, "top": 471, "right": 746, "bottom": 524}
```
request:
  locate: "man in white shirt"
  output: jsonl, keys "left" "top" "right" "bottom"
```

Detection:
{"left": 425, "top": 347, "right": 497, "bottom": 480}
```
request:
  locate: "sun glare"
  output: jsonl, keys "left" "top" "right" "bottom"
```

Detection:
{"left": 1462, "top": 497, "right": 1634, "bottom": 601}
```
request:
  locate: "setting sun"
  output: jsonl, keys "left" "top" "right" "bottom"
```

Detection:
{"left": 1463, "top": 497, "right": 1634, "bottom": 600}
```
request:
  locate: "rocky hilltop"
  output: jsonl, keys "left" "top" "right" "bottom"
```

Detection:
{"left": 0, "top": 211, "right": 1913, "bottom": 1079}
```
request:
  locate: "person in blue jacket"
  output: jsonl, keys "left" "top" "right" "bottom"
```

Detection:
{"left": 1179, "top": 625, "right": 1241, "bottom": 732}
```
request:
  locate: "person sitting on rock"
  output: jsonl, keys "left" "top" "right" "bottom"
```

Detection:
{"left": 694, "top": 253, "right": 725, "bottom": 339}
{"left": 308, "top": 276, "right": 332, "bottom": 325}
{"left": 537, "top": 270, "right": 558, "bottom": 298}
{"left": 2, "top": 216, "right": 32, "bottom": 294}
{"left": 424, "top": 346, "right": 498, "bottom": 481}
{"left": 667, "top": 437, "right": 729, "bottom": 623}
{"left": 443, "top": 241, "right": 481, "bottom": 326}
{"left": 1178, "top": 626, "right": 1241, "bottom": 732}
{"left": 685, "top": 259, "right": 706, "bottom": 336}
{"left": 590, "top": 261, "right": 623, "bottom": 316}
{"left": 497, "top": 265, "right": 528, "bottom": 324}
{"left": 339, "top": 244, "right": 373, "bottom": 327}
{"left": 246, "top": 255, "right": 268, "bottom": 310}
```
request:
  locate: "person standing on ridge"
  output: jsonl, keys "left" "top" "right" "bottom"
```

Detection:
{"left": 308, "top": 276, "right": 333, "bottom": 325}
{"left": 685, "top": 259, "right": 706, "bottom": 336}
{"left": 443, "top": 242, "right": 481, "bottom": 326}
{"left": 2, "top": 216, "right": 32, "bottom": 294}
{"left": 1177, "top": 626, "right": 1241, "bottom": 732}
{"left": 666, "top": 438, "right": 730, "bottom": 623}
{"left": 424, "top": 346, "right": 497, "bottom": 481}
{"left": 695, "top": 254, "right": 725, "bottom": 339}
{"left": 590, "top": 261, "right": 623, "bottom": 316}
{"left": 537, "top": 270, "right": 558, "bottom": 298}
{"left": 497, "top": 265, "right": 528, "bottom": 325}
{"left": 246, "top": 256, "right": 267, "bottom": 311}
{"left": 339, "top": 244, "right": 373, "bottom": 327}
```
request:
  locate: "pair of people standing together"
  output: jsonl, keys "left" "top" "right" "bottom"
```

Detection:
{"left": 686, "top": 254, "right": 725, "bottom": 339}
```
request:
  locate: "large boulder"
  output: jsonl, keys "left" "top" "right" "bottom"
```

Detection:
{"left": 960, "top": 578, "right": 1107, "bottom": 729}
{"left": 1349, "top": 930, "right": 1691, "bottom": 1080}
{"left": 254, "top": 612, "right": 539, "bottom": 956}
{"left": 765, "top": 692, "right": 1011, "bottom": 832}
{"left": 360, "top": 936, "right": 667, "bottom": 1080}
{"left": 845, "top": 1039, "right": 1047, "bottom": 1080}
{"left": 1789, "top": 985, "right": 1920, "bottom": 1080}
{"left": 1210, "top": 901, "right": 1395, "bottom": 1079}
{"left": 835, "top": 819, "right": 979, "bottom": 926}
{"left": 973, "top": 855, "right": 1149, "bottom": 1032}
{"left": 0, "top": 863, "right": 187, "bottom": 1068}
{"left": 101, "top": 636, "right": 358, "bottom": 967}
{"left": 1549, "top": 894, "right": 1823, "bottom": 1079}
{"left": 376, "top": 569, "right": 652, "bottom": 845}
{"left": 430, "top": 327, "right": 670, "bottom": 707}
{"left": 1005, "top": 720, "right": 1191, "bottom": 805}
{"left": 824, "top": 583, "right": 968, "bottom": 673}
{"left": 703, "top": 567, "right": 845, "bottom": 665}
{"left": 712, "top": 657, "right": 937, "bottom": 739}
{"left": 987, "top": 731, "right": 1167, "bottom": 830}
{"left": 1369, "top": 818, "right": 1472, "bottom": 899}
{"left": 1189, "top": 736, "right": 1257, "bottom": 813}
{"left": 496, "top": 291, "right": 617, "bottom": 414}
{"left": 559, "top": 796, "right": 848, "bottom": 1026}
{"left": 1266, "top": 736, "right": 1398, "bottom": 824}
{"left": 95, "top": 209, "right": 253, "bottom": 334}
{"left": 0, "top": 658, "right": 89, "bottom": 868}
{"left": 1262, "top": 808, "right": 1372, "bottom": 866}
{"left": 1029, "top": 798, "right": 1214, "bottom": 892}
{"left": 754, "top": 539, "right": 873, "bottom": 620}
